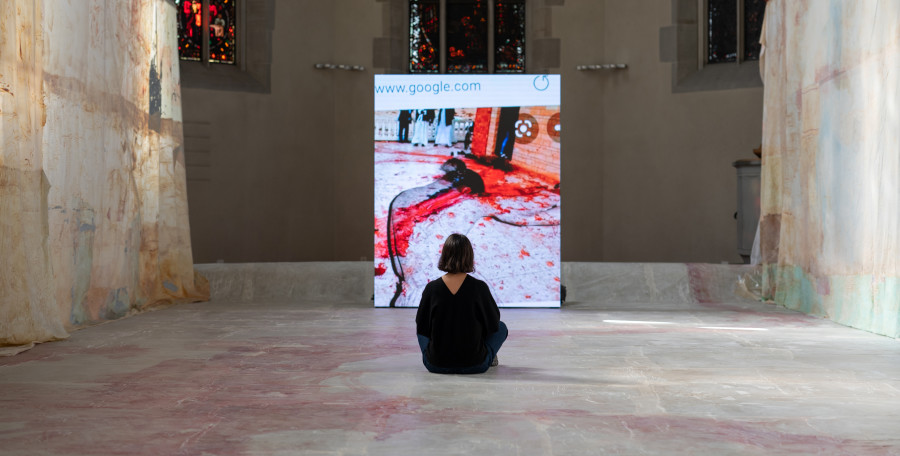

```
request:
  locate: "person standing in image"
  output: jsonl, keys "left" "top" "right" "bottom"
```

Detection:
{"left": 397, "top": 109, "right": 412, "bottom": 143}
{"left": 434, "top": 108, "right": 455, "bottom": 147}
{"left": 411, "top": 108, "right": 430, "bottom": 146}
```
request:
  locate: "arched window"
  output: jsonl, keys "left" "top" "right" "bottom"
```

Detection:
{"left": 176, "top": 0, "right": 237, "bottom": 65}
{"left": 409, "top": 0, "right": 526, "bottom": 74}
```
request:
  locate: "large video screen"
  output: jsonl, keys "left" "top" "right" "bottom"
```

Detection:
{"left": 374, "top": 75, "right": 561, "bottom": 308}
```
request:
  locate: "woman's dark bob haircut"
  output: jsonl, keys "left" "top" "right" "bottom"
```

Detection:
{"left": 437, "top": 233, "right": 474, "bottom": 273}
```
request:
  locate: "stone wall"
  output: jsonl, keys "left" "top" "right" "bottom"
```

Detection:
{"left": 181, "top": 0, "right": 764, "bottom": 265}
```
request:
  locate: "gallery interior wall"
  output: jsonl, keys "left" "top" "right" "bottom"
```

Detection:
{"left": 760, "top": 0, "right": 900, "bottom": 338}
{"left": 0, "top": 0, "right": 208, "bottom": 348}
{"left": 3, "top": 0, "right": 896, "bottom": 346}
{"left": 181, "top": 0, "right": 764, "bottom": 264}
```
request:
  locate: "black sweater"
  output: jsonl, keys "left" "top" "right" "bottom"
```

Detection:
{"left": 415, "top": 275, "right": 501, "bottom": 368}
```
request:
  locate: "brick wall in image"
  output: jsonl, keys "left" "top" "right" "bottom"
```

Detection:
{"left": 469, "top": 108, "right": 494, "bottom": 157}
{"left": 510, "top": 106, "right": 560, "bottom": 180}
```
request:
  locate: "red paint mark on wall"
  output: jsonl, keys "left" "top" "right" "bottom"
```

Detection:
{"left": 375, "top": 264, "right": 387, "bottom": 276}
{"left": 686, "top": 264, "right": 752, "bottom": 312}
{"left": 816, "top": 276, "right": 830, "bottom": 296}
{"left": 687, "top": 263, "right": 714, "bottom": 304}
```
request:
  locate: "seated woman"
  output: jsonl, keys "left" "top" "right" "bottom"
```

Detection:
{"left": 415, "top": 233, "right": 508, "bottom": 374}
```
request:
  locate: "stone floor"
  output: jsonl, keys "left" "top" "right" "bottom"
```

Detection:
{"left": 1, "top": 295, "right": 899, "bottom": 455}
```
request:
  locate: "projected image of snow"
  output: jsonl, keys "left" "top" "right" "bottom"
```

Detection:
{"left": 374, "top": 76, "right": 561, "bottom": 308}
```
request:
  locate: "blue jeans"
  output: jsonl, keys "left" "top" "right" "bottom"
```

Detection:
{"left": 417, "top": 321, "right": 508, "bottom": 374}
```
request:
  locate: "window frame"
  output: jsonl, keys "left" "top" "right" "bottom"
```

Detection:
{"left": 408, "top": 0, "right": 527, "bottom": 74}
{"left": 700, "top": 0, "right": 764, "bottom": 68}
{"left": 176, "top": 0, "right": 274, "bottom": 93}
{"left": 660, "top": 0, "right": 763, "bottom": 93}
{"left": 176, "top": 0, "right": 243, "bottom": 67}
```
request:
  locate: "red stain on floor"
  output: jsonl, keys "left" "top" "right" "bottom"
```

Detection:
{"left": 389, "top": 190, "right": 467, "bottom": 257}
{"left": 0, "top": 344, "right": 149, "bottom": 367}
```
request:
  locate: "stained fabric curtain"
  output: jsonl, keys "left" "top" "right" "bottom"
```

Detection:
{"left": 759, "top": 0, "right": 900, "bottom": 338}
{"left": 1, "top": 0, "right": 208, "bottom": 353}
{"left": 0, "top": 0, "right": 65, "bottom": 350}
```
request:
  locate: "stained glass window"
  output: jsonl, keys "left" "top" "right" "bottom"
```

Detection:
{"left": 410, "top": 0, "right": 440, "bottom": 73}
{"left": 208, "top": 0, "right": 236, "bottom": 64}
{"left": 494, "top": 0, "right": 525, "bottom": 73}
{"left": 743, "top": 0, "right": 766, "bottom": 61}
{"left": 177, "top": 0, "right": 203, "bottom": 61}
{"left": 707, "top": 0, "right": 737, "bottom": 64}
{"left": 176, "top": 0, "right": 237, "bottom": 65}
{"left": 409, "top": 0, "right": 525, "bottom": 73}
{"left": 446, "top": 0, "right": 487, "bottom": 73}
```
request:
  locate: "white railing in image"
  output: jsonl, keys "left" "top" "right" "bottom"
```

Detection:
{"left": 452, "top": 119, "right": 473, "bottom": 142}
{"left": 374, "top": 119, "right": 400, "bottom": 141}
{"left": 374, "top": 118, "right": 474, "bottom": 143}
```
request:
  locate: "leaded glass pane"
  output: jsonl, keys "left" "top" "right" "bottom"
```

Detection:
{"left": 495, "top": 0, "right": 525, "bottom": 73}
{"left": 708, "top": 0, "right": 736, "bottom": 64}
{"left": 176, "top": 0, "right": 202, "bottom": 61}
{"left": 447, "top": 0, "right": 487, "bottom": 73}
{"left": 209, "top": 0, "right": 236, "bottom": 64}
{"left": 743, "top": 0, "right": 766, "bottom": 61}
{"left": 410, "top": 0, "right": 440, "bottom": 73}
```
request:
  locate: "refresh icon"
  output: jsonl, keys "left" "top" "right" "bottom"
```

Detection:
{"left": 532, "top": 75, "right": 550, "bottom": 91}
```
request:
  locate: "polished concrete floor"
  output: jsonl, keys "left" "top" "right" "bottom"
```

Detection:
{"left": 1, "top": 295, "right": 899, "bottom": 455}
